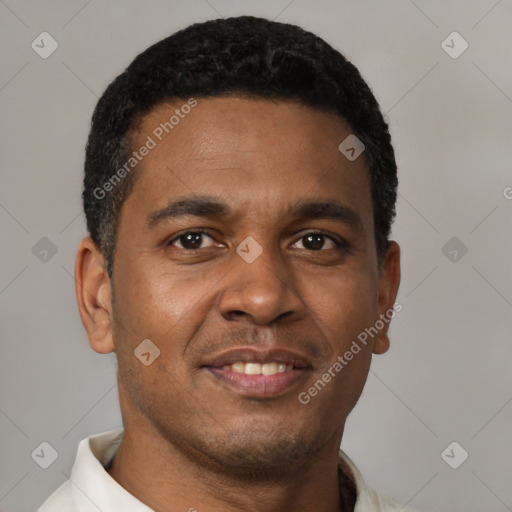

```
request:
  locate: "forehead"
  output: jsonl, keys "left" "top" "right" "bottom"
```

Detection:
{"left": 124, "top": 96, "right": 372, "bottom": 226}
{"left": 137, "top": 96, "right": 351, "bottom": 160}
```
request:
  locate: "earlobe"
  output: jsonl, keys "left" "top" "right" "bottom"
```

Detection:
{"left": 75, "top": 237, "right": 115, "bottom": 354}
{"left": 373, "top": 334, "right": 390, "bottom": 354}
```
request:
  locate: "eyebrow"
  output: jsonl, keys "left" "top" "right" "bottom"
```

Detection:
{"left": 147, "top": 195, "right": 363, "bottom": 232}
{"left": 291, "top": 199, "right": 363, "bottom": 232}
{"left": 147, "top": 196, "right": 230, "bottom": 228}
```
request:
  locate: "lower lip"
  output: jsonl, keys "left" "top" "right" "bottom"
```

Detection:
{"left": 205, "top": 367, "right": 309, "bottom": 398}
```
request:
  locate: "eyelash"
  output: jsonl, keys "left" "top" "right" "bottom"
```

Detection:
{"left": 166, "top": 228, "right": 348, "bottom": 252}
{"left": 166, "top": 228, "right": 214, "bottom": 250}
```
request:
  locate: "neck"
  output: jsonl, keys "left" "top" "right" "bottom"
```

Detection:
{"left": 107, "top": 419, "right": 354, "bottom": 512}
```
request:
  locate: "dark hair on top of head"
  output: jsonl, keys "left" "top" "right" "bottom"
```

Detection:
{"left": 83, "top": 15, "right": 397, "bottom": 278}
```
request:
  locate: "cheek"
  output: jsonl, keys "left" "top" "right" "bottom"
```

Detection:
{"left": 301, "top": 264, "right": 378, "bottom": 350}
{"left": 112, "top": 261, "right": 215, "bottom": 357}
{"left": 309, "top": 269, "right": 378, "bottom": 410}
{"left": 111, "top": 265, "right": 205, "bottom": 411}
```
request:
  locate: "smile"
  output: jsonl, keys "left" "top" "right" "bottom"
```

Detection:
{"left": 226, "top": 361, "right": 293, "bottom": 375}
{"left": 201, "top": 348, "right": 312, "bottom": 398}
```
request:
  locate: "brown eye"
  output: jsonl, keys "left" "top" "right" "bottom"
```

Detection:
{"left": 291, "top": 232, "right": 340, "bottom": 251}
{"left": 303, "top": 234, "right": 325, "bottom": 250}
{"left": 169, "top": 231, "right": 216, "bottom": 250}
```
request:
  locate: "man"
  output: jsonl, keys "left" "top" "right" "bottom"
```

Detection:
{"left": 39, "top": 15, "right": 407, "bottom": 511}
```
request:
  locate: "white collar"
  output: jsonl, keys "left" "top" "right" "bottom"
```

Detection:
{"left": 39, "top": 428, "right": 410, "bottom": 511}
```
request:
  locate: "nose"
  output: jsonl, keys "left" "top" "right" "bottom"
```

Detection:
{"left": 218, "top": 246, "right": 306, "bottom": 325}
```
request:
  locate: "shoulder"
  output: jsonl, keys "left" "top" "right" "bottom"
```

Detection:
{"left": 37, "top": 428, "right": 125, "bottom": 512}
{"left": 37, "top": 480, "right": 74, "bottom": 512}
{"left": 362, "top": 486, "right": 416, "bottom": 511}
{"left": 339, "top": 449, "right": 416, "bottom": 512}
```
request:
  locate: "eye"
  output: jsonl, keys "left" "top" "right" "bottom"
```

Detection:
{"left": 168, "top": 230, "right": 218, "bottom": 250}
{"left": 290, "top": 231, "right": 343, "bottom": 251}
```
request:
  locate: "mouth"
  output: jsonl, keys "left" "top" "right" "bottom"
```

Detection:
{"left": 200, "top": 348, "right": 312, "bottom": 398}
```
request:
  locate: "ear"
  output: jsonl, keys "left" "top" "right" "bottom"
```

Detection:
{"left": 75, "top": 237, "right": 115, "bottom": 354}
{"left": 373, "top": 241, "right": 401, "bottom": 355}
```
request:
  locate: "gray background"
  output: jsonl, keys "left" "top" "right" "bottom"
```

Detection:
{"left": 1, "top": 1, "right": 511, "bottom": 511}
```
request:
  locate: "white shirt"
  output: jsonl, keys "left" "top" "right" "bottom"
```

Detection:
{"left": 38, "top": 429, "right": 414, "bottom": 511}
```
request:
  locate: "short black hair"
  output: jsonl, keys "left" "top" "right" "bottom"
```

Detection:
{"left": 83, "top": 15, "right": 397, "bottom": 278}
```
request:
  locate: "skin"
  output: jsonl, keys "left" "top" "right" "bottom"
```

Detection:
{"left": 75, "top": 97, "right": 400, "bottom": 512}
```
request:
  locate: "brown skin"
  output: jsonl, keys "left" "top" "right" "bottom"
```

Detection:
{"left": 75, "top": 97, "right": 400, "bottom": 512}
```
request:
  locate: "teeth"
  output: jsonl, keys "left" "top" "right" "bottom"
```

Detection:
{"left": 244, "top": 363, "right": 261, "bottom": 375}
{"left": 228, "top": 362, "right": 293, "bottom": 375}
{"left": 261, "top": 362, "right": 278, "bottom": 375}
{"left": 231, "top": 362, "right": 245, "bottom": 373}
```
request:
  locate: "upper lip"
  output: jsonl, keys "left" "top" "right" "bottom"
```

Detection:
{"left": 201, "top": 347, "right": 313, "bottom": 369}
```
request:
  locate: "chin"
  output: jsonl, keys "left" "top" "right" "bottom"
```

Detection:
{"left": 180, "top": 423, "right": 326, "bottom": 478}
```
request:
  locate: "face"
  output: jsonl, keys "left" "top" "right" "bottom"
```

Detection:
{"left": 78, "top": 97, "right": 400, "bottom": 474}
